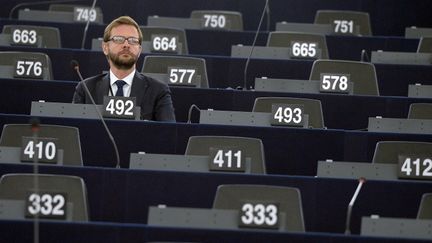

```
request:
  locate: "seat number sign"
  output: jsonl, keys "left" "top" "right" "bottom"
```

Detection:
{"left": 398, "top": 155, "right": 432, "bottom": 180}
{"left": 239, "top": 202, "right": 279, "bottom": 229}
{"left": 167, "top": 66, "right": 198, "bottom": 86}
{"left": 10, "top": 27, "right": 38, "bottom": 46}
{"left": 271, "top": 104, "right": 305, "bottom": 127}
{"left": 203, "top": 14, "right": 227, "bottom": 29}
{"left": 151, "top": 35, "right": 178, "bottom": 53}
{"left": 25, "top": 191, "right": 67, "bottom": 219}
{"left": 319, "top": 73, "right": 350, "bottom": 93}
{"left": 73, "top": 7, "right": 97, "bottom": 22}
{"left": 209, "top": 147, "right": 245, "bottom": 172}
{"left": 333, "top": 20, "right": 355, "bottom": 34}
{"left": 21, "top": 137, "right": 58, "bottom": 164}
{"left": 14, "top": 59, "right": 44, "bottom": 79}
{"left": 103, "top": 96, "right": 136, "bottom": 119}
{"left": 290, "top": 42, "right": 318, "bottom": 58}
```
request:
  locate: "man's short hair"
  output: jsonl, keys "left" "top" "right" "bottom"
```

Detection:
{"left": 103, "top": 16, "right": 143, "bottom": 43}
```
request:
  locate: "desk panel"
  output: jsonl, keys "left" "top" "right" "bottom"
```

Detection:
{"left": 0, "top": 164, "right": 431, "bottom": 235}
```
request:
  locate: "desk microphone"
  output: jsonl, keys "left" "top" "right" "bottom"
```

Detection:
{"left": 265, "top": 0, "right": 271, "bottom": 31}
{"left": 187, "top": 104, "right": 201, "bottom": 123}
{"left": 29, "top": 117, "right": 41, "bottom": 243}
{"left": 243, "top": 0, "right": 269, "bottom": 90}
{"left": 71, "top": 60, "right": 121, "bottom": 168}
{"left": 81, "top": 0, "right": 98, "bottom": 49}
{"left": 345, "top": 177, "right": 366, "bottom": 234}
{"left": 360, "top": 49, "right": 370, "bottom": 62}
{"left": 9, "top": 0, "right": 88, "bottom": 19}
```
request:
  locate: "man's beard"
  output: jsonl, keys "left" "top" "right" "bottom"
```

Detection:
{"left": 108, "top": 50, "right": 137, "bottom": 70}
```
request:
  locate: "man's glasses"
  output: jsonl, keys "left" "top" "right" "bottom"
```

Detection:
{"left": 108, "top": 36, "right": 140, "bottom": 45}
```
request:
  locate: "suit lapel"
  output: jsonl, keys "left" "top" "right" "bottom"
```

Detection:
{"left": 130, "top": 72, "right": 149, "bottom": 105}
{"left": 95, "top": 74, "right": 110, "bottom": 104}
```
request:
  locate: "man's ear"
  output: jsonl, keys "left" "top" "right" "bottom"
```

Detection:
{"left": 102, "top": 42, "right": 109, "bottom": 55}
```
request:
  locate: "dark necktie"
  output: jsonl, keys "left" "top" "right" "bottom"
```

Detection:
{"left": 115, "top": 80, "right": 127, "bottom": 97}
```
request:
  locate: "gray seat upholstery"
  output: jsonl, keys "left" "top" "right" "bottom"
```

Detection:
{"left": 2, "top": 25, "right": 61, "bottom": 48}
{"left": 314, "top": 10, "right": 372, "bottom": 36}
{"left": 0, "top": 173, "right": 89, "bottom": 221}
{"left": 417, "top": 37, "right": 432, "bottom": 53}
{"left": 213, "top": 184, "right": 305, "bottom": 232}
{"left": 0, "top": 51, "right": 53, "bottom": 80}
{"left": 0, "top": 124, "right": 83, "bottom": 166}
{"left": 417, "top": 193, "right": 432, "bottom": 219}
{"left": 190, "top": 10, "right": 243, "bottom": 31}
{"left": 372, "top": 141, "right": 432, "bottom": 164}
{"left": 408, "top": 103, "right": 432, "bottom": 119}
{"left": 309, "top": 59, "right": 379, "bottom": 96}
{"left": 142, "top": 55, "right": 209, "bottom": 88}
{"left": 140, "top": 26, "right": 189, "bottom": 54}
{"left": 252, "top": 97, "right": 325, "bottom": 129}
{"left": 185, "top": 136, "right": 266, "bottom": 174}
{"left": 267, "top": 31, "right": 329, "bottom": 59}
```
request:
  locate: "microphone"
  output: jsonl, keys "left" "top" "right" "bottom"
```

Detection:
{"left": 71, "top": 60, "right": 121, "bottom": 168}
{"left": 360, "top": 49, "right": 370, "bottom": 62}
{"left": 9, "top": 0, "right": 88, "bottom": 19}
{"left": 29, "top": 117, "right": 41, "bottom": 243}
{"left": 187, "top": 104, "right": 201, "bottom": 123}
{"left": 243, "top": 0, "right": 269, "bottom": 90}
{"left": 80, "top": 0, "right": 98, "bottom": 49}
{"left": 265, "top": 0, "right": 271, "bottom": 31}
{"left": 345, "top": 177, "right": 366, "bottom": 234}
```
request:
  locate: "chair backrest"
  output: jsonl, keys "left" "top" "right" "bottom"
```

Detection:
{"left": 142, "top": 55, "right": 209, "bottom": 88}
{"left": 417, "top": 193, "right": 432, "bottom": 219}
{"left": 417, "top": 37, "right": 432, "bottom": 53}
{"left": 2, "top": 25, "right": 61, "bottom": 48}
{"left": 213, "top": 184, "right": 305, "bottom": 232}
{"left": 372, "top": 141, "right": 432, "bottom": 164}
{"left": 0, "top": 124, "right": 83, "bottom": 166}
{"left": 408, "top": 103, "right": 432, "bottom": 119}
{"left": 140, "top": 26, "right": 189, "bottom": 54}
{"left": 190, "top": 10, "right": 243, "bottom": 31}
{"left": 252, "top": 97, "right": 325, "bottom": 128}
{"left": 0, "top": 173, "right": 88, "bottom": 221}
{"left": 0, "top": 51, "right": 53, "bottom": 80}
{"left": 266, "top": 31, "right": 329, "bottom": 59}
{"left": 309, "top": 59, "right": 379, "bottom": 96}
{"left": 185, "top": 136, "right": 266, "bottom": 174}
{"left": 314, "top": 10, "right": 372, "bottom": 36}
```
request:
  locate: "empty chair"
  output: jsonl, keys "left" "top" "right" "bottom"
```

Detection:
{"left": 267, "top": 31, "right": 329, "bottom": 59}
{"left": 0, "top": 51, "right": 53, "bottom": 80}
{"left": 417, "top": 193, "right": 432, "bottom": 219}
{"left": 213, "top": 184, "right": 305, "bottom": 232}
{"left": 185, "top": 136, "right": 266, "bottom": 174}
{"left": 190, "top": 10, "right": 243, "bottom": 31}
{"left": 0, "top": 124, "right": 83, "bottom": 166}
{"left": 140, "top": 26, "right": 189, "bottom": 54}
{"left": 2, "top": 25, "right": 61, "bottom": 48}
{"left": 142, "top": 55, "right": 209, "bottom": 88}
{"left": 252, "top": 97, "right": 325, "bottom": 129}
{"left": 0, "top": 173, "right": 88, "bottom": 221}
{"left": 372, "top": 141, "right": 432, "bottom": 164}
{"left": 309, "top": 59, "right": 379, "bottom": 96}
{"left": 408, "top": 103, "right": 432, "bottom": 119}
{"left": 417, "top": 37, "right": 432, "bottom": 53}
{"left": 314, "top": 10, "right": 372, "bottom": 36}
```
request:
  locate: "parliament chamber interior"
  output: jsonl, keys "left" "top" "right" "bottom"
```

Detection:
{"left": 0, "top": 0, "right": 432, "bottom": 242}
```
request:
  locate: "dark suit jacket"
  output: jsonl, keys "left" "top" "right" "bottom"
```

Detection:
{"left": 72, "top": 71, "right": 176, "bottom": 122}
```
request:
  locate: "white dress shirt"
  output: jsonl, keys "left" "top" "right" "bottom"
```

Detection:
{"left": 109, "top": 69, "right": 135, "bottom": 97}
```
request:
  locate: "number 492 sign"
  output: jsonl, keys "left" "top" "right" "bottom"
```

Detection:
{"left": 103, "top": 96, "right": 136, "bottom": 119}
